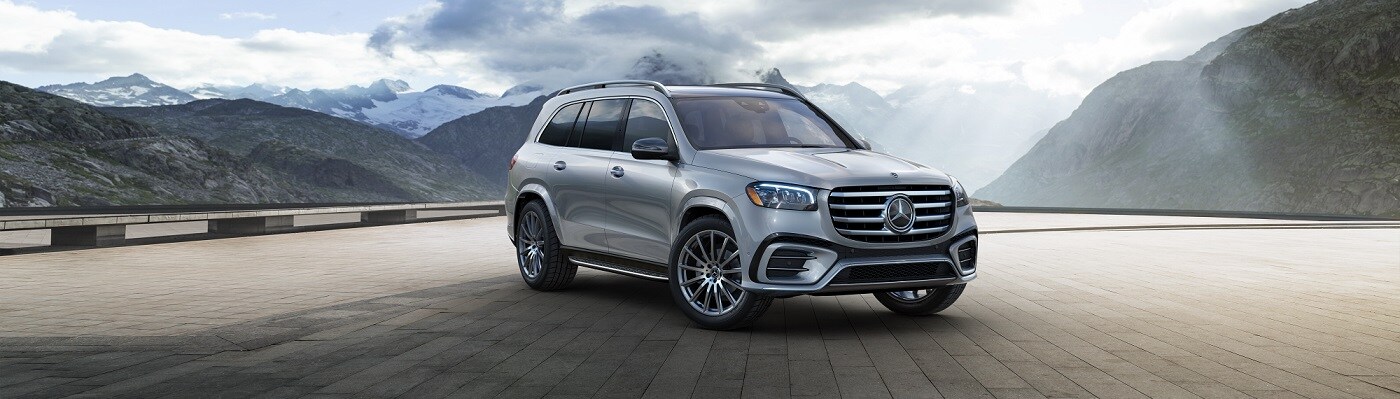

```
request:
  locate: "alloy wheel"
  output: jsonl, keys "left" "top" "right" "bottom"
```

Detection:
{"left": 517, "top": 211, "right": 545, "bottom": 279}
{"left": 677, "top": 230, "right": 745, "bottom": 316}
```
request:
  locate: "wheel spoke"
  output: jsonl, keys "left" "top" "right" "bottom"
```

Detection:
{"left": 717, "top": 236, "right": 733, "bottom": 264}
{"left": 714, "top": 283, "right": 728, "bottom": 309}
{"left": 683, "top": 248, "right": 706, "bottom": 266}
{"left": 678, "top": 264, "right": 706, "bottom": 272}
{"left": 720, "top": 284, "right": 739, "bottom": 305}
{"left": 709, "top": 282, "right": 721, "bottom": 311}
{"left": 721, "top": 250, "right": 739, "bottom": 267}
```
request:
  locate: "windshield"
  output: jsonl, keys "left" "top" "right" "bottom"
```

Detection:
{"left": 672, "top": 97, "right": 852, "bottom": 150}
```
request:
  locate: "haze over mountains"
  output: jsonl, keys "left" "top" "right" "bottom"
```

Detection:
{"left": 977, "top": 0, "right": 1399, "bottom": 216}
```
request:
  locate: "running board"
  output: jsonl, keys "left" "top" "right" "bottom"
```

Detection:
{"left": 569, "top": 256, "right": 668, "bottom": 281}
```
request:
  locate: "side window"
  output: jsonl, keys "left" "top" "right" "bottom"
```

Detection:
{"left": 622, "top": 100, "right": 673, "bottom": 150}
{"left": 538, "top": 103, "right": 582, "bottom": 146}
{"left": 577, "top": 99, "right": 627, "bottom": 151}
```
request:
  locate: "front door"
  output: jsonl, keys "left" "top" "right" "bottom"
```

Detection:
{"left": 604, "top": 99, "right": 678, "bottom": 263}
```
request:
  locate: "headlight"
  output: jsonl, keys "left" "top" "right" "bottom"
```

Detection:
{"left": 950, "top": 176, "right": 969, "bottom": 207}
{"left": 745, "top": 182, "right": 817, "bottom": 211}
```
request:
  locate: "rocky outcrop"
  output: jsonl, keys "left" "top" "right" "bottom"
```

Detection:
{"left": 418, "top": 96, "right": 549, "bottom": 186}
{"left": 0, "top": 81, "right": 156, "bottom": 141}
{"left": 105, "top": 98, "right": 496, "bottom": 201}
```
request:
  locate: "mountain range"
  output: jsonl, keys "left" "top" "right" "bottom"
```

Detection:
{"left": 41, "top": 75, "right": 544, "bottom": 138}
{"left": 0, "top": 81, "right": 310, "bottom": 206}
{"left": 1, "top": 81, "right": 497, "bottom": 206}
{"left": 977, "top": 0, "right": 1399, "bottom": 216}
{"left": 15, "top": 3, "right": 1399, "bottom": 216}
{"left": 37, "top": 74, "right": 196, "bottom": 107}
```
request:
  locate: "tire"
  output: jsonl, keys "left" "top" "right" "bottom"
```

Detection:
{"left": 515, "top": 200, "right": 576, "bottom": 291}
{"left": 668, "top": 215, "right": 772, "bottom": 330}
{"left": 874, "top": 284, "right": 965, "bottom": 316}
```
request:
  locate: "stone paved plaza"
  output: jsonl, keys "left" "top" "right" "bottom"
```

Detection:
{"left": 0, "top": 213, "right": 1396, "bottom": 398}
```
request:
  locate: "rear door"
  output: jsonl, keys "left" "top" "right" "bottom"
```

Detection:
{"left": 535, "top": 101, "right": 598, "bottom": 251}
{"left": 546, "top": 99, "right": 627, "bottom": 251}
{"left": 603, "top": 99, "right": 679, "bottom": 263}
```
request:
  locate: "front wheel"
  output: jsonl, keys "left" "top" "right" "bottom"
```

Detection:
{"left": 874, "top": 285, "right": 965, "bottom": 316}
{"left": 668, "top": 215, "right": 771, "bottom": 330}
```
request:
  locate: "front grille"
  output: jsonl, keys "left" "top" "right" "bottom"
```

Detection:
{"left": 828, "top": 185, "right": 955, "bottom": 243}
{"left": 831, "top": 262, "right": 954, "bottom": 284}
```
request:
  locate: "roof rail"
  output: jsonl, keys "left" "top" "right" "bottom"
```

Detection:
{"left": 708, "top": 83, "right": 808, "bottom": 101}
{"left": 556, "top": 80, "right": 670, "bottom": 97}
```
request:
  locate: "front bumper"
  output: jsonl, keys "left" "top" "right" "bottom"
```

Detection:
{"left": 731, "top": 194, "right": 979, "bottom": 296}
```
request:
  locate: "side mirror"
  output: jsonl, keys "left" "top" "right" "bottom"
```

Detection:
{"left": 631, "top": 137, "right": 676, "bottom": 161}
{"left": 856, "top": 138, "right": 872, "bottom": 150}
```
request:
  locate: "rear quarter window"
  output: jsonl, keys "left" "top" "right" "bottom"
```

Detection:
{"left": 539, "top": 103, "right": 583, "bottom": 146}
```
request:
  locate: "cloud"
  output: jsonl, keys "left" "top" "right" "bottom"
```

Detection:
{"left": 0, "top": 0, "right": 1315, "bottom": 99}
{"left": 0, "top": 1, "right": 465, "bottom": 90}
{"left": 219, "top": 12, "right": 277, "bottom": 21}
{"left": 705, "top": 0, "right": 1020, "bottom": 38}
{"left": 369, "top": 0, "right": 761, "bottom": 87}
{"left": 1021, "top": 0, "right": 1311, "bottom": 95}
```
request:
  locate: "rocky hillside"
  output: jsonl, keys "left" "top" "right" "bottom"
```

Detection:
{"left": 105, "top": 99, "right": 496, "bottom": 202}
{"left": 418, "top": 97, "right": 548, "bottom": 186}
{"left": 0, "top": 81, "right": 312, "bottom": 206}
{"left": 977, "top": 0, "right": 1400, "bottom": 216}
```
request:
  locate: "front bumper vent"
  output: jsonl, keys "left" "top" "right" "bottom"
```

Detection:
{"left": 828, "top": 185, "right": 955, "bottom": 243}
{"left": 955, "top": 240, "right": 977, "bottom": 273}
{"left": 830, "top": 262, "right": 955, "bottom": 284}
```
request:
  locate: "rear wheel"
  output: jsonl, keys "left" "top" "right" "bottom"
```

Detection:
{"left": 516, "top": 200, "right": 575, "bottom": 291}
{"left": 874, "top": 285, "right": 965, "bottom": 316}
{"left": 668, "top": 215, "right": 771, "bottom": 330}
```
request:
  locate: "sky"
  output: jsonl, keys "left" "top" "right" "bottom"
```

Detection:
{"left": 0, "top": 0, "right": 1313, "bottom": 97}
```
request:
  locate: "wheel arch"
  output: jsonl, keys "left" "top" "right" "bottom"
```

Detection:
{"left": 676, "top": 195, "right": 739, "bottom": 241}
{"left": 514, "top": 182, "right": 563, "bottom": 239}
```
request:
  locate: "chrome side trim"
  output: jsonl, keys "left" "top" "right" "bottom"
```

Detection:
{"left": 569, "top": 257, "right": 668, "bottom": 281}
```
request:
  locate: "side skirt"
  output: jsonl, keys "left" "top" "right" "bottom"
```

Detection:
{"left": 563, "top": 248, "right": 669, "bottom": 281}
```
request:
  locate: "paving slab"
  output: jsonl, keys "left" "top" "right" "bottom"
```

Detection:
{"left": 0, "top": 214, "right": 1395, "bottom": 398}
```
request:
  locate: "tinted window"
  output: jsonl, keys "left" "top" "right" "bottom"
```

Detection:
{"left": 622, "top": 100, "right": 673, "bottom": 150}
{"left": 539, "top": 103, "right": 582, "bottom": 146}
{"left": 673, "top": 97, "right": 850, "bottom": 150}
{"left": 578, "top": 99, "right": 627, "bottom": 151}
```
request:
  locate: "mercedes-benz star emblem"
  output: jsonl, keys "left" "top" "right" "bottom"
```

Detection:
{"left": 882, "top": 195, "right": 916, "bottom": 234}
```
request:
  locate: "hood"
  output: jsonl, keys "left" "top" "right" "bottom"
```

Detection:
{"left": 691, "top": 148, "right": 952, "bottom": 189}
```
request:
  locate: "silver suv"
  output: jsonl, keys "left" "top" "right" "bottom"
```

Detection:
{"left": 506, "top": 80, "right": 978, "bottom": 329}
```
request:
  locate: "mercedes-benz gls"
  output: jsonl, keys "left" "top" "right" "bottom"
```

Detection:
{"left": 506, "top": 80, "right": 978, "bottom": 330}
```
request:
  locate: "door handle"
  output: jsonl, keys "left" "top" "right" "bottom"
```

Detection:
{"left": 553, "top": 161, "right": 566, "bottom": 171}
{"left": 610, "top": 166, "right": 625, "bottom": 178}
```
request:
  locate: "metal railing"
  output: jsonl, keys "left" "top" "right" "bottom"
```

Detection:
{"left": 0, "top": 201, "right": 506, "bottom": 252}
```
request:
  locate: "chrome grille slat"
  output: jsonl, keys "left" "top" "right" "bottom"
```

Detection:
{"left": 831, "top": 214, "right": 950, "bottom": 223}
{"left": 829, "top": 190, "right": 950, "bottom": 197}
{"left": 829, "top": 202, "right": 949, "bottom": 210}
{"left": 836, "top": 226, "right": 949, "bottom": 236}
{"left": 828, "top": 185, "right": 954, "bottom": 243}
